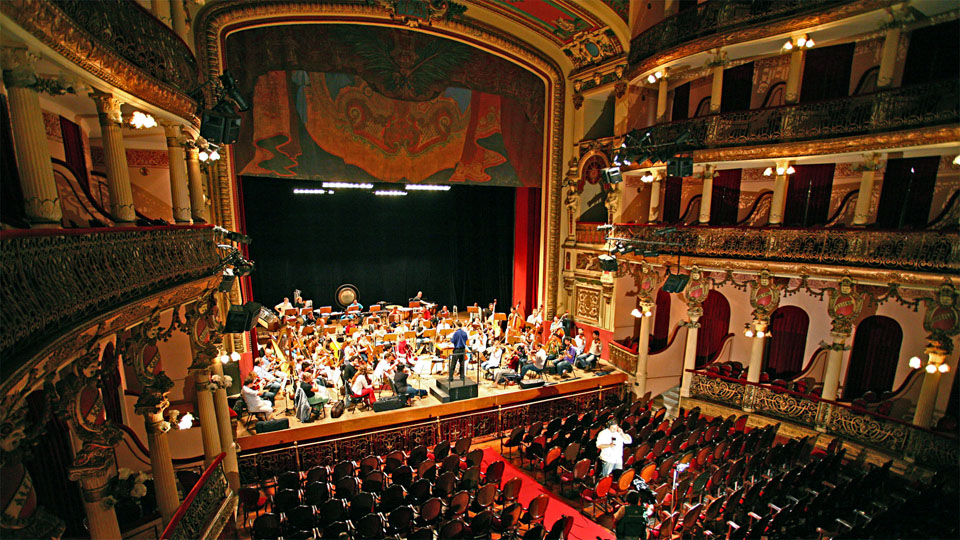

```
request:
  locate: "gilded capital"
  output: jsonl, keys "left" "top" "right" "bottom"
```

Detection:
{"left": 1, "top": 47, "right": 39, "bottom": 89}
{"left": 90, "top": 92, "right": 123, "bottom": 125}
{"left": 162, "top": 122, "right": 183, "bottom": 146}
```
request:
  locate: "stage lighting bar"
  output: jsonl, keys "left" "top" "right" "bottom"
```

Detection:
{"left": 322, "top": 182, "right": 373, "bottom": 189}
{"left": 374, "top": 190, "right": 407, "bottom": 197}
{"left": 405, "top": 184, "right": 451, "bottom": 191}
{"left": 293, "top": 188, "right": 329, "bottom": 195}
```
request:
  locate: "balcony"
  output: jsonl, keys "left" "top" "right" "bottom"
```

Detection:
{"left": 642, "top": 80, "right": 958, "bottom": 153}
{"left": 688, "top": 370, "right": 958, "bottom": 469}
{"left": 611, "top": 223, "right": 960, "bottom": 274}
{"left": 629, "top": 0, "right": 849, "bottom": 66}
{"left": 0, "top": 225, "right": 221, "bottom": 377}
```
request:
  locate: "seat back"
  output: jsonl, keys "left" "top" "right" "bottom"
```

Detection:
{"left": 392, "top": 464, "right": 414, "bottom": 488}
{"left": 469, "top": 510, "right": 495, "bottom": 536}
{"left": 545, "top": 515, "right": 573, "bottom": 540}
{"left": 501, "top": 476, "right": 522, "bottom": 501}
{"left": 387, "top": 505, "right": 415, "bottom": 534}
{"left": 435, "top": 471, "right": 458, "bottom": 498}
{"left": 274, "top": 488, "right": 299, "bottom": 512}
{"left": 439, "top": 518, "right": 465, "bottom": 539}
{"left": 448, "top": 490, "right": 471, "bottom": 516}
{"left": 526, "top": 493, "right": 549, "bottom": 520}
{"left": 407, "top": 478, "right": 431, "bottom": 504}
{"left": 454, "top": 436, "right": 472, "bottom": 455}
{"left": 460, "top": 466, "right": 481, "bottom": 491}
{"left": 419, "top": 497, "right": 443, "bottom": 522}
{"left": 359, "top": 455, "right": 381, "bottom": 476}
{"left": 304, "top": 481, "right": 331, "bottom": 506}
{"left": 594, "top": 475, "right": 613, "bottom": 497}
{"left": 485, "top": 460, "right": 506, "bottom": 485}
{"left": 573, "top": 458, "right": 592, "bottom": 481}
{"left": 379, "top": 483, "right": 406, "bottom": 513}
{"left": 474, "top": 483, "right": 498, "bottom": 508}
{"left": 332, "top": 460, "right": 355, "bottom": 481}
{"left": 251, "top": 513, "right": 282, "bottom": 540}
{"left": 433, "top": 440, "right": 451, "bottom": 460}
{"left": 305, "top": 465, "right": 328, "bottom": 484}
{"left": 464, "top": 448, "right": 484, "bottom": 468}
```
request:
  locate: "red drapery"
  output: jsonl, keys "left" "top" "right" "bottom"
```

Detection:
{"left": 765, "top": 306, "right": 809, "bottom": 378}
{"left": 843, "top": 316, "right": 902, "bottom": 400}
{"left": 710, "top": 169, "right": 742, "bottom": 226}
{"left": 650, "top": 290, "right": 672, "bottom": 352}
{"left": 783, "top": 163, "right": 834, "bottom": 226}
{"left": 512, "top": 187, "right": 541, "bottom": 316}
{"left": 695, "top": 291, "right": 730, "bottom": 365}
{"left": 500, "top": 96, "right": 545, "bottom": 188}
{"left": 800, "top": 43, "right": 854, "bottom": 103}
{"left": 100, "top": 341, "right": 124, "bottom": 423}
{"left": 662, "top": 176, "right": 683, "bottom": 224}
{"left": 875, "top": 156, "right": 940, "bottom": 229}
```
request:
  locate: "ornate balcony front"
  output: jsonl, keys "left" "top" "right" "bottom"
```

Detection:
{"left": 641, "top": 80, "right": 958, "bottom": 154}
{"left": 0, "top": 225, "right": 220, "bottom": 378}
{"left": 1, "top": 0, "right": 198, "bottom": 119}
{"left": 611, "top": 223, "right": 960, "bottom": 274}
{"left": 629, "top": 0, "right": 853, "bottom": 67}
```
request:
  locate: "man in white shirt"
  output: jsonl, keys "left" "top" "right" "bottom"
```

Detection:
{"left": 576, "top": 330, "right": 603, "bottom": 370}
{"left": 573, "top": 328, "right": 585, "bottom": 353}
{"left": 596, "top": 418, "right": 632, "bottom": 477}
{"left": 275, "top": 297, "right": 293, "bottom": 314}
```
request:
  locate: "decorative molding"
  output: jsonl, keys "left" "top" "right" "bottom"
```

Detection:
{"left": 0, "top": 0, "right": 198, "bottom": 124}
{"left": 574, "top": 285, "right": 601, "bottom": 323}
{"left": 563, "top": 28, "right": 623, "bottom": 72}
{"left": 91, "top": 147, "right": 170, "bottom": 168}
{"left": 41, "top": 111, "right": 62, "bottom": 141}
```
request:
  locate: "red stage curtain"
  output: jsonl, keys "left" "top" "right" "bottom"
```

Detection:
{"left": 710, "top": 169, "right": 742, "bottom": 226}
{"left": 800, "top": 43, "right": 854, "bottom": 103}
{"left": 512, "top": 187, "right": 541, "bottom": 315}
{"left": 843, "top": 316, "right": 902, "bottom": 400}
{"left": 765, "top": 306, "right": 809, "bottom": 378}
{"left": 783, "top": 163, "right": 834, "bottom": 226}
{"left": 695, "top": 291, "right": 730, "bottom": 366}
{"left": 875, "top": 156, "right": 940, "bottom": 229}
{"left": 650, "top": 289, "right": 671, "bottom": 352}
{"left": 500, "top": 96, "right": 544, "bottom": 187}
{"left": 661, "top": 176, "right": 683, "bottom": 224}
{"left": 59, "top": 116, "right": 90, "bottom": 193}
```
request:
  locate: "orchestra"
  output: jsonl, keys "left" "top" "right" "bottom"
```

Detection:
{"left": 243, "top": 288, "right": 598, "bottom": 427}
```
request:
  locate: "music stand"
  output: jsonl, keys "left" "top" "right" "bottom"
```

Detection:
{"left": 409, "top": 301, "right": 421, "bottom": 309}
{"left": 494, "top": 312, "right": 507, "bottom": 321}
{"left": 299, "top": 308, "right": 312, "bottom": 318}
{"left": 318, "top": 306, "right": 332, "bottom": 315}
{"left": 369, "top": 305, "right": 382, "bottom": 313}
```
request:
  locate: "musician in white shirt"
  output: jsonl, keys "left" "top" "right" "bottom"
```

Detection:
{"left": 275, "top": 297, "right": 293, "bottom": 314}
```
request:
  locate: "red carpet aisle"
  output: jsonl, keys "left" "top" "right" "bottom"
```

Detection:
{"left": 481, "top": 448, "right": 614, "bottom": 540}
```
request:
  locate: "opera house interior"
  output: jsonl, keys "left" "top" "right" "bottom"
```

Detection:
{"left": 1, "top": 0, "right": 959, "bottom": 539}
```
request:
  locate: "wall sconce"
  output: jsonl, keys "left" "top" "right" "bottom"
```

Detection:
{"left": 128, "top": 111, "right": 157, "bottom": 129}
{"left": 910, "top": 355, "right": 950, "bottom": 374}
{"left": 631, "top": 307, "right": 653, "bottom": 318}
{"left": 764, "top": 165, "right": 795, "bottom": 176}
{"left": 646, "top": 69, "right": 665, "bottom": 84}
{"left": 177, "top": 412, "right": 194, "bottom": 430}
{"left": 909, "top": 356, "right": 922, "bottom": 369}
{"left": 763, "top": 167, "right": 773, "bottom": 177}
{"left": 744, "top": 323, "right": 771, "bottom": 338}
{"left": 783, "top": 35, "right": 814, "bottom": 51}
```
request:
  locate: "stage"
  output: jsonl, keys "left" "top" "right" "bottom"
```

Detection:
{"left": 237, "top": 368, "right": 627, "bottom": 452}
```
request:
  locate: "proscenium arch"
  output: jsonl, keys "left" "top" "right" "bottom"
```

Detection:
{"left": 193, "top": 2, "right": 568, "bottom": 318}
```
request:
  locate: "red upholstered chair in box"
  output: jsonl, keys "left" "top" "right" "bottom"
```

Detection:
{"left": 580, "top": 474, "right": 613, "bottom": 517}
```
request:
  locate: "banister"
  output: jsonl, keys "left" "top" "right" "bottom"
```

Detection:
{"left": 650, "top": 323, "right": 685, "bottom": 355}
{"left": 825, "top": 189, "right": 860, "bottom": 227}
{"left": 160, "top": 453, "right": 227, "bottom": 540}
{"left": 928, "top": 189, "right": 960, "bottom": 229}
{"left": 788, "top": 346, "right": 829, "bottom": 382}
{"left": 734, "top": 191, "right": 772, "bottom": 226}
{"left": 678, "top": 194, "right": 702, "bottom": 225}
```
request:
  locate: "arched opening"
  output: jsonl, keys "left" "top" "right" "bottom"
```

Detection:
{"left": 853, "top": 66, "right": 879, "bottom": 95}
{"left": 764, "top": 306, "right": 809, "bottom": 379}
{"left": 843, "top": 315, "right": 902, "bottom": 400}
{"left": 761, "top": 81, "right": 786, "bottom": 108}
{"left": 696, "top": 291, "right": 730, "bottom": 366}
{"left": 650, "top": 289, "right": 672, "bottom": 352}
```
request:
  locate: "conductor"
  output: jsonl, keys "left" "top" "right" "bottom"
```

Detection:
{"left": 448, "top": 321, "right": 469, "bottom": 382}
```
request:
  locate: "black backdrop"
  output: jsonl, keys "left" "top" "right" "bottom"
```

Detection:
{"left": 241, "top": 176, "right": 515, "bottom": 311}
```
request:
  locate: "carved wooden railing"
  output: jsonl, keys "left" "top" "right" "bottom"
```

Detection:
{"left": 689, "top": 371, "right": 959, "bottom": 468}
{"left": 641, "top": 80, "right": 958, "bottom": 150}
{"left": 575, "top": 222, "right": 606, "bottom": 245}
{"left": 237, "top": 384, "right": 626, "bottom": 483}
{"left": 609, "top": 341, "right": 638, "bottom": 375}
{"left": 0, "top": 225, "right": 220, "bottom": 377}
{"left": 46, "top": 0, "right": 198, "bottom": 93}
{"left": 629, "top": 0, "right": 849, "bottom": 65}
{"left": 611, "top": 223, "right": 960, "bottom": 273}
{"left": 161, "top": 453, "right": 236, "bottom": 540}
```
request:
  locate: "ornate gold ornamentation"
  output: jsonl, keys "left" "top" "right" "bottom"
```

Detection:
{"left": 180, "top": 290, "right": 225, "bottom": 371}
{"left": 608, "top": 342, "right": 637, "bottom": 375}
{"left": 922, "top": 283, "right": 959, "bottom": 354}
{"left": 124, "top": 312, "right": 177, "bottom": 416}
{"left": 683, "top": 266, "right": 711, "bottom": 307}
{"left": 826, "top": 403, "right": 909, "bottom": 451}
{"left": 563, "top": 27, "right": 624, "bottom": 71}
{"left": 827, "top": 277, "right": 865, "bottom": 335}
{"left": 752, "top": 386, "right": 818, "bottom": 425}
{"left": 0, "top": 0, "right": 198, "bottom": 123}
{"left": 574, "top": 286, "right": 601, "bottom": 323}
{"left": 691, "top": 373, "right": 744, "bottom": 407}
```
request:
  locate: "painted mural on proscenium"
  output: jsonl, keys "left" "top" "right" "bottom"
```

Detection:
{"left": 224, "top": 25, "right": 546, "bottom": 187}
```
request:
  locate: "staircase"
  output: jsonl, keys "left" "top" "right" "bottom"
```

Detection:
{"left": 659, "top": 385, "right": 681, "bottom": 419}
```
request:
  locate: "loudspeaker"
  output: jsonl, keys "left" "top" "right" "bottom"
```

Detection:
{"left": 372, "top": 395, "right": 405, "bottom": 412}
{"left": 598, "top": 255, "right": 618, "bottom": 272}
{"left": 254, "top": 418, "right": 289, "bottom": 433}
{"left": 200, "top": 109, "right": 227, "bottom": 144}
{"left": 223, "top": 301, "right": 263, "bottom": 333}
{"left": 222, "top": 116, "right": 241, "bottom": 144}
{"left": 662, "top": 273, "right": 690, "bottom": 293}
{"left": 601, "top": 166, "right": 623, "bottom": 184}
{"left": 667, "top": 157, "right": 694, "bottom": 177}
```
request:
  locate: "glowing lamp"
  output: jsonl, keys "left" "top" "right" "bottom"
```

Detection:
{"left": 909, "top": 356, "right": 922, "bottom": 369}
{"left": 925, "top": 364, "right": 937, "bottom": 374}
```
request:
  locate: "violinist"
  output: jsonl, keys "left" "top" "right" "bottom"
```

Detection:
{"left": 252, "top": 357, "right": 283, "bottom": 397}
{"left": 438, "top": 306, "right": 450, "bottom": 319}
{"left": 242, "top": 373, "right": 275, "bottom": 420}
{"left": 350, "top": 367, "right": 377, "bottom": 407}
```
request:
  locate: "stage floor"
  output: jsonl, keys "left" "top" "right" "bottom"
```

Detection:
{"left": 238, "top": 362, "right": 627, "bottom": 451}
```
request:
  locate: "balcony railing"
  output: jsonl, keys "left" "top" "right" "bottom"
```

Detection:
{"left": 48, "top": 0, "right": 197, "bottom": 92}
{"left": 575, "top": 222, "right": 606, "bottom": 245}
{"left": 611, "top": 223, "right": 960, "bottom": 274}
{"left": 0, "top": 225, "right": 220, "bottom": 377}
{"left": 629, "top": 0, "right": 848, "bottom": 65}
{"left": 161, "top": 454, "right": 234, "bottom": 540}
{"left": 644, "top": 80, "right": 958, "bottom": 151}
{"left": 689, "top": 371, "right": 958, "bottom": 468}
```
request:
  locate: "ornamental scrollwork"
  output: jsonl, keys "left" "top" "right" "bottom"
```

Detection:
{"left": 826, "top": 277, "right": 865, "bottom": 336}
{"left": 752, "top": 386, "right": 818, "bottom": 426}
{"left": 921, "top": 283, "right": 959, "bottom": 355}
{"left": 179, "top": 289, "right": 226, "bottom": 372}
{"left": 826, "top": 405, "right": 909, "bottom": 454}
{"left": 691, "top": 374, "right": 743, "bottom": 408}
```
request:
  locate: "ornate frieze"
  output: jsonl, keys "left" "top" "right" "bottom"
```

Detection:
{"left": 574, "top": 286, "right": 601, "bottom": 323}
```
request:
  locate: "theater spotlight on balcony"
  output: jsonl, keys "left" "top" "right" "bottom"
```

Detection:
{"left": 598, "top": 254, "right": 618, "bottom": 272}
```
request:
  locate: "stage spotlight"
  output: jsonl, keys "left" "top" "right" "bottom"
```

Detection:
{"left": 322, "top": 182, "right": 373, "bottom": 189}
{"left": 642, "top": 250, "right": 659, "bottom": 257}
{"left": 374, "top": 190, "right": 407, "bottom": 196}
{"left": 405, "top": 184, "right": 451, "bottom": 191}
{"left": 662, "top": 273, "right": 690, "bottom": 293}
{"left": 601, "top": 167, "right": 623, "bottom": 184}
{"left": 293, "top": 188, "right": 328, "bottom": 194}
{"left": 598, "top": 254, "right": 619, "bottom": 272}
{"left": 219, "top": 71, "right": 249, "bottom": 112}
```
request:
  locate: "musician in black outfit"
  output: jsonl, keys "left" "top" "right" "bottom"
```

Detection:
{"left": 394, "top": 364, "right": 426, "bottom": 405}
{"left": 341, "top": 356, "right": 357, "bottom": 405}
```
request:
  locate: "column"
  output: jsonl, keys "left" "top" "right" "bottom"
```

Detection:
{"left": 211, "top": 360, "right": 240, "bottom": 490}
{"left": 1, "top": 47, "right": 62, "bottom": 226}
{"left": 784, "top": 49, "right": 804, "bottom": 104}
{"left": 876, "top": 27, "right": 901, "bottom": 89}
{"left": 169, "top": 0, "right": 193, "bottom": 50}
{"left": 163, "top": 123, "right": 192, "bottom": 223}
{"left": 193, "top": 368, "right": 222, "bottom": 466}
{"left": 656, "top": 75, "right": 669, "bottom": 123}
{"left": 913, "top": 348, "right": 947, "bottom": 428}
{"left": 90, "top": 93, "right": 136, "bottom": 223}
{"left": 140, "top": 407, "right": 180, "bottom": 523}
{"left": 635, "top": 304, "right": 653, "bottom": 396}
{"left": 769, "top": 162, "right": 790, "bottom": 226}
{"left": 151, "top": 0, "right": 172, "bottom": 27}
{"left": 72, "top": 471, "right": 123, "bottom": 540}
{"left": 185, "top": 145, "right": 209, "bottom": 222}
{"left": 852, "top": 168, "right": 877, "bottom": 226}
{"left": 664, "top": 0, "right": 679, "bottom": 17}
{"left": 743, "top": 328, "right": 767, "bottom": 412}
{"left": 699, "top": 172, "right": 714, "bottom": 224}
{"left": 709, "top": 64, "right": 723, "bottom": 114}
{"left": 679, "top": 308, "right": 702, "bottom": 397}
{"left": 648, "top": 171, "right": 662, "bottom": 223}
{"left": 820, "top": 332, "right": 849, "bottom": 402}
